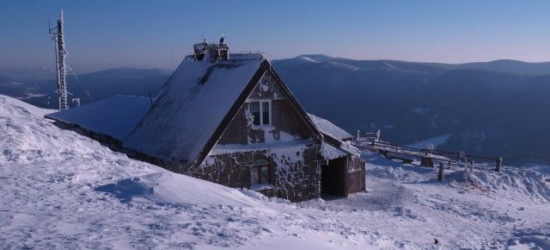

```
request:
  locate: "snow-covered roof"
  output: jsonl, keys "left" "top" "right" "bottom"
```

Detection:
{"left": 124, "top": 55, "right": 265, "bottom": 165}
{"left": 308, "top": 113, "right": 352, "bottom": 140}
{"left": 308, "top": 113, "right": 361, "bottom": 159}
{"left": 45, "top": 95, "right": 150, "bottom": 141}
{"left": 320, "top": 142, "right": 348, "bottom": 160}
{"left": 339, "top": 140, "right": 362, "bottom": 157}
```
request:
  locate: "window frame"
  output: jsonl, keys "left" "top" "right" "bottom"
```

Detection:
{"left": 251, "top": 160, "right": 272, "bottom": 185}
{"left": 249, "top": 100, "right": 271, "bottom": 126}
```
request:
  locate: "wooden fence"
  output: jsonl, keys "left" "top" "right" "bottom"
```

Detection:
{"left": 353, "top": 140, "right": 503, "bottom": 176}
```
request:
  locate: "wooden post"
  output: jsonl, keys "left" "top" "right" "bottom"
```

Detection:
{"left": 495, "top": 157, "right": 502, "bottom": 172}
{"left": 469, "top": 159, "right": 474, "bottom": 173}
{"left": 421, "top": 157, "right": 434, "bottom": 167}
{"left": 438, "top": 162, "right": 444, "bottom": 181}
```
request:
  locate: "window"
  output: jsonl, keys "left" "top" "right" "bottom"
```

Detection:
{"left": 249, "top": 101, "right": 271, "bottom": 126}
{"left": 250, "top": 102, "right": 260, "bottom": 125}
{"left": 262, "top": 102, "right": 270, "bottom": 124}
{"left": 251, "top": 160, "right": 272, "bottom": 185}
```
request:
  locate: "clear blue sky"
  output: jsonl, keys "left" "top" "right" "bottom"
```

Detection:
{"left": 2, "top": 0, "right": 550, "bottom": 71}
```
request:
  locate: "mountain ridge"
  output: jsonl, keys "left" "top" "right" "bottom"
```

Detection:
{"left": 275, "top": 55, "right": 550, "bottom": 75}
{"left": 273, "top": 55, "right": 550, "bottom": 165}
{"left": 0, "top": 67, "right": 171, "bottom": 109}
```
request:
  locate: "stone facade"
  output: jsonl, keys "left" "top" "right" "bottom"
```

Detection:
{"left": 196, "top": 70, "right": 323, "bottom": 201}
{"left": 194, "top": 143, "right": 321, "bottom": 202}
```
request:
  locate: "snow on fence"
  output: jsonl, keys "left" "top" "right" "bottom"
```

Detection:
{"left": 353, "top": 137, "right": 503, "bottom": 181}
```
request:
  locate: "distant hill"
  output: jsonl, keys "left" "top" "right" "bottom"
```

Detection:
{"left": 0, "top": 75, "right": 13, "bottom": 83}
{"left": 273, "top": 55, "right": 550, "bottom": 165}
{"left": 0, "top": 75, "right": 28, "bottom": 98}
{"left": 279, "top": 55, "right": 550, "bottom": 75}
{"left": 0, "top": 68, "right": 171, "bottom": 109}
{"left": 0, "top": 66, "right": 57, "bottom": 82}
{"left": 457, "top": 59, "right": 550, "bottom": 75}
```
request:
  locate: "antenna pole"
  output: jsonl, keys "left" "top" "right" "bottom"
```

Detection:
{"left": 50, "top": 9, "right": 69, "bottom": 110}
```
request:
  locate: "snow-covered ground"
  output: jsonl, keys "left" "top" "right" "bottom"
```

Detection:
{"left": 1, "top": 94, "right": 550, "bottom": 249}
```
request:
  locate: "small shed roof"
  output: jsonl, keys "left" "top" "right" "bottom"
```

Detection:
{"left": 45, "top": 95, "right": 150, "bottom": 141}
{"left": 308, "top": 113, "right": 352, "bottom": 140}
{"left": 309, "top": 113, "right": 362, "bottom": 159}
{"left": 320, "top": 142, "right": 349, "bottom": 160}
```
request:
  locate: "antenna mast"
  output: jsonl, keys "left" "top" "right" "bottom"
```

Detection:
{"left": 49, "top": 9, "right": 69, "bottom": 110}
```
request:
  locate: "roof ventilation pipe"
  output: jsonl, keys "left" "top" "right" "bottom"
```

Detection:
{"left": 193, "top": 37, "right": 230, "bottom": 62}
{"left": 219, "top": 36, "right": 229, "bottom": 61}
{"left": 193, "top": 39, "right": 208, "bottom": 61}
{"left": 207, "top": 43, "right": 220, "bottom": 63}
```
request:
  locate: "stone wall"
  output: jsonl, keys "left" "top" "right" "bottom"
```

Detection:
{"left": 267, "top": 144, "right": 321, "bottom": 201}
{"left": 193, "top": 143, "right": 321, "bottom": 202}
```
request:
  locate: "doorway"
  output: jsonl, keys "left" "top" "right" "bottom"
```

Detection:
{"left": 320, "top": 157, "right": 347, "bottom": 196}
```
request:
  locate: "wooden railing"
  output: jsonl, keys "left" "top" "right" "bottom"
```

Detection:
{"left": 353, "top": 140, "right": 503, "bottom": 173}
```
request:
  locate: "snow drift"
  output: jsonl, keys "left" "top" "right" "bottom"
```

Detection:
{"left": 2, "top": 94, "right": 550, "bottom": 249}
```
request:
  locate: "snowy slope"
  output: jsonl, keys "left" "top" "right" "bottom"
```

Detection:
{"left": 1, "top": 94, "right": 550, "bottom": 249}
{"left": 0, "top": 94, "right": 377, "bottom": 249}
